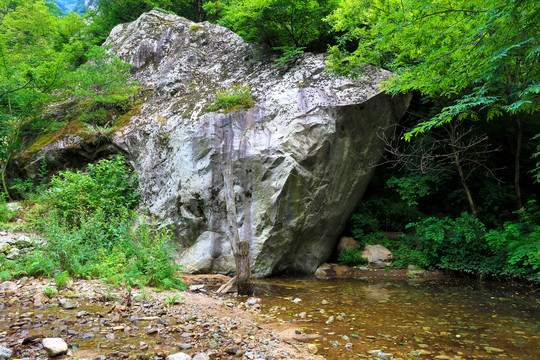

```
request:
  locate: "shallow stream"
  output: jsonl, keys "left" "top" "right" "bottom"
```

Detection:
{"left": 253, "top": 277, "right": 539, "bottom": 359}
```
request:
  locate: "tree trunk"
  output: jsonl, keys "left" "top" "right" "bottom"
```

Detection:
{"left": 222, "top": 159, "right": 253, "bottom": 296}
{"left": 514, "top": 117, "right": 523, "bottom": 209}
{"left": 450, "top": 123, "right": 478, "bottom": 217}
{"left": 0, "top": 158, "right": 11, "bottom": 200}
{"left": 234, "top": 240, "right": 253, "bottom": 295}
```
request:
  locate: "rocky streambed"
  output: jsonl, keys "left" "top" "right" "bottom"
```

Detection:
{"left": 0, "top": 277, "right": 323, "bottom": 360}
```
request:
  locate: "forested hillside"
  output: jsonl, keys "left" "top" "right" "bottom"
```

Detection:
{"left": 1, "top": 0, "right": 539, "bottom": 282}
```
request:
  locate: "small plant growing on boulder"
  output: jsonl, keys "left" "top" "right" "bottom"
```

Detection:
{"left": 208, "top": 85, "right": 255, "bottom": 113}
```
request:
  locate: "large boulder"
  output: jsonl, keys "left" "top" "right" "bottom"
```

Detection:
{"left": 19, "top": 11, "right": 410, "bottom": 276}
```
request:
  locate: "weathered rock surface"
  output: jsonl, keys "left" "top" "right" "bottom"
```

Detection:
{"left": 19, "top": 10, "right": 410, "bottom": 276}
{"left": 42, "top": 338, "right": 68, "bottom": 357}
{"left": 362, "top": 244, "right": 394, "bottom": 268}
{"left": 0, "top": 345, "right": 12, "bottom": 359}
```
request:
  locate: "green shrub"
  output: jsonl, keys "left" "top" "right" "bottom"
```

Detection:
{"left": 1, "top": 156, "right": 185, "bottom": 290}
{"left": 42, "top": 155, "right": 139, "bottom": 224}
{"left": 208, "top": 85, "right": 255, "bottom": 112}
{"left": 405, "top": 213, "right": 491, "bottom": 273}
{"left": 485, "top": 201, "right": 540, "bottom": 281}
{"left": 337, "top": 245, "right": 367, "bottom": 267}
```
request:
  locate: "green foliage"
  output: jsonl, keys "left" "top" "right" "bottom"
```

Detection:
{"left": 54, "top": 271, "right": 71, "bottom": 289}
{"left": 405, "top": 213, "right": 490, "bottom": 273}
{"left": 349, "top": 192, "right": 422, "bottom": 237}
{"left": 326, "top": 0, "right": 539, "bottom": 144}
{"left": 208, "top": 85, "right": 254, "bottom": 112}
{"left": 42, "top": 286, "right": 58, "bottom": 297}
{"left": 206, "top": 0, "right": 337, "bottom": 50}
{"left": 66, "top": 45, "right": 137, "bottom": 99}
{"left": 337, "top": 245, "right": 366, "bottom": 267}
{"left": 43, "top": 155, "right": 139, "bottom": 224}
{"left": 1, "top": 157, "right": 185, "bottom": 289}
{"left": 533, "top": 134, "right": 540, "bottom": 183}
{"left": 273, "top": 46, "right": 305, "bottom": 67}
{"left": 164, "top": 293, "right": 182, "bottom": 306}
{"left": 485, "top": 201, "right": 540, "bottom": 280}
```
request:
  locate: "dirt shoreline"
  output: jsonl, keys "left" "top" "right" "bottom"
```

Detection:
{"left": 0, "top": 277, "right": 324, "bottom": 360}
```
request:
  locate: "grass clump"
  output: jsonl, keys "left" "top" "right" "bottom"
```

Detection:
{"left": 207, "top": 84, "right": 255, "bottom": 113}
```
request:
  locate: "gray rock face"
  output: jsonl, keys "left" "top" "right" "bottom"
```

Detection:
{"left": 23, "top": 10, "right": 410, "bottom": 276}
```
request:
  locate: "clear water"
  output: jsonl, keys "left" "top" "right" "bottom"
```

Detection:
{"left": 253, "top": 277, "right": 540, "bottom": 359}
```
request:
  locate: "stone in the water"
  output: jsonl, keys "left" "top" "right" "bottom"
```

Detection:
{"left": 42, "top": 338, "right": 68, "bottom": 357}
{"left": 292, "top": 298, "right": 302, "bottom": 304}
{"left": 176, "top": 343, "right": 192, "bottom": 350}
{"left": 407, "top": 264, "right": 426, "bottom": 275}
{"left": 0, "top": 346, "right": 12, "bottom": 359}
{"left": 166, "top": 353, "right": 192, "bottom": 360}
{"left": 307, "top": 344, "right": 318, "bottom": 354}
{"left": 484, "top": 346, "right": 504, "bottom": 353}
{"left": 367, "top": 350, "right": 393, "bottom": 360}
{"left": 246, "top": 297, "right": 260, "bottom": 306}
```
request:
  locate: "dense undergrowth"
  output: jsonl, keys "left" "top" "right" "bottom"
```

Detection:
{"left": 0, "top": 156, "right": 185, "bottom": 290}
{"left": 340, "top": 177, "right": 540, "bottom": 283}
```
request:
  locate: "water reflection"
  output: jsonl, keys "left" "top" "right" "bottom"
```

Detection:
{"left": 254, "top": 277, "right": 539, "bottom": 359}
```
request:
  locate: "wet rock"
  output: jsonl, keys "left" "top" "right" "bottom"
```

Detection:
{"left": 407, "top": 264, "right": 426, "bottom": 275}
{"left": 292, "top": 298, "right": 302, "bottom": 304}
{"left": 166, "top": 353, "right": 192, "bottom": 360}
{"left": 326, "top": 316, "right": 335, "bottom": 324}
{"left": 0, "top": 345, "right": 13, "bottom": 359}
{"left": 59, "top": 298, "right": 78, "bottom": 309}
{"left": 42, "top": 338, "right": 68, "bottom": 357}
{"left": 307, "top": 344, "right": 318, "bottom": 354}
{"left": 245, "top": 297, "right": 260, "bottom": 306}
{"left": 76, "top": 310, "right": 87, "bottom": 318}
{"left": 367, "top": 349, "right": 393, "bottom": 360}
{"left": 321, "top": 299, "right": 328, "bottom": 305}
{"left": 33, "top": 295, "right": 44, "bottom": 308}
{"left": 0, "top": 281, "right": 17, "bottom": 293}
{"left": 81, "top": 332, "right": 95, "bottom": 339}
{"left": 362, "top": 244, "right": 393, "bottom": 268}
{"left": 192, "top": 354, "right": 210, "bottom": 360}
{"left": 484, "top": 346, "right": 504, "bottom": 353}
{"left": 292, "top": 334, "right": 321, "bottom": 342}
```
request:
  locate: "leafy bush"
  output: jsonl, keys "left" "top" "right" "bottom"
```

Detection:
{"left": 1, "top": 156, "right": 185, "bottom": 290}
{"left": 43, "top": 155, "right": 139, "bottom": 224}
{"left": 405, "top": 213, "right": 491, "bottom": 273}
{"left": 208, "top": 85, "right": 255, "bottom": 112}
{"left": 485, "top": 201, "right": 540, "bottom": 281}
{"left": 337, "top": 245, "right": 367, "bottom": 267}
